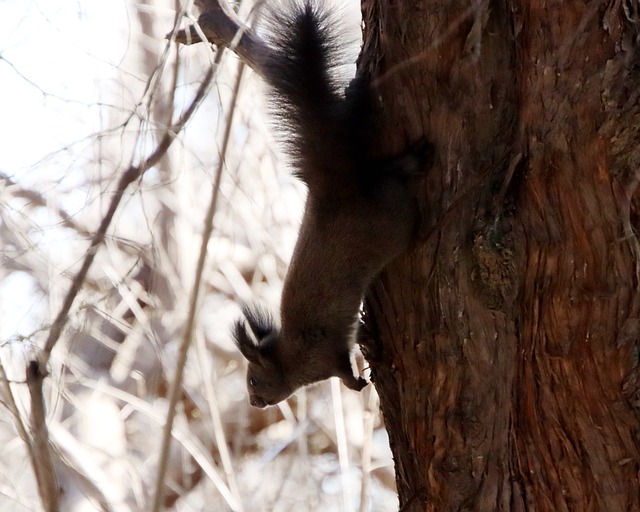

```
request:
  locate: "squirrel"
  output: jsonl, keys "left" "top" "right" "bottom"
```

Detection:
{"left": 233, "top": 1, "right": 433, "bottom": 408}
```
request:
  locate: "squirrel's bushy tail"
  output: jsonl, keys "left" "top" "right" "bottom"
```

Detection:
{"left": 262, "top": 1, "right": 373, "bottom": 189}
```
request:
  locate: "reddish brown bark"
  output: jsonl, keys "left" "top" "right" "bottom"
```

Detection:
{"left": 362, "top": 1, "right": 640, "bottom": 510}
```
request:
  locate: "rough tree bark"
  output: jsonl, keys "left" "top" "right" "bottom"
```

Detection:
{"left": 361, "top": 0, "right": 640, "bottom": 510}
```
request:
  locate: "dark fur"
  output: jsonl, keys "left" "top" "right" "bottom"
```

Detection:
{"left": 233, "top": 1, "right": 432, "bottom": 408}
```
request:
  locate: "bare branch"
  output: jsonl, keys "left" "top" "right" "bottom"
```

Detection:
{"left": 171, "top": 0, "right": 274, "bottom": 78}
{"left": 26, "top": 360, "right": 59, "bottom": 512}
{"left": 0, "top": 171, "right": 87, "bottom": 236}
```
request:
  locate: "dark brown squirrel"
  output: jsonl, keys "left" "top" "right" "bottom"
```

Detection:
{"left": 233, "top": 1, "right": 433, "bottom": 408}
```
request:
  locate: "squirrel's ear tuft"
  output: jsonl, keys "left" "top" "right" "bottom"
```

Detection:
{"left": 233, "top": 304, "right": 279, "bottom": 364}
{"left": 241, "top": 304, "right": 278, "bottom": 340}
{"left": 233, "top": 319, "right": 262, "bottom": 364}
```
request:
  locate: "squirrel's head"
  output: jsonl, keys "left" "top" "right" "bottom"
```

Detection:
{"left": 233, "top": 305, "right": 292, "bottom": 408}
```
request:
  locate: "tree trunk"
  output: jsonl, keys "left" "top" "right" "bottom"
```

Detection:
{"left": 361, "top": 1, "right": 640, "bottom": 510}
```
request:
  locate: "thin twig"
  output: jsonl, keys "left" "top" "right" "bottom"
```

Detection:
{"left": 0, "top": 172, "right": 86, "bottom": 236}
{"left": 149, "top": 55, "right": 246, "bottom": 512}
{"left": 0, "top": 364, "right": 36, "bottom": 471}
{"left": 0, "top": 171, "right": 147, "bottom": 258}
{"left": 0, "top": 364, "right": 32, "bottom": 448}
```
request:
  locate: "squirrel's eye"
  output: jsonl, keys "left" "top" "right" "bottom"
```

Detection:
{"left": 249, "top": 378, "right": 258, "bottom": 387}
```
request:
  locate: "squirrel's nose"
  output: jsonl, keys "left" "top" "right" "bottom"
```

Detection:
{"left": 250, "top": 395, "right": 267, "bottom": 408}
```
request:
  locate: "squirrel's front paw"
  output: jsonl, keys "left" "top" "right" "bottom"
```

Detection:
{"left": 353, "top": 376, "right": 369, "bottom": 392}
{"left": 341, "top": 373, "right": 369, "bottom": 391}
{"left": 358, "top": 322, "right": 382, "bottom": 362}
